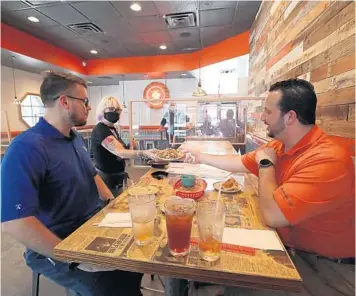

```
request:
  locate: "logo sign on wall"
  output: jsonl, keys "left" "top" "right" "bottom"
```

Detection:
{"left": 143, "top": 82, "right": 170, "bottom": 109}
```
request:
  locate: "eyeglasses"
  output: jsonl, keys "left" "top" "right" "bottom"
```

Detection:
{"left": 56, "top": 95, "right": 90, "bottom": 107}
{"left": 66, "top": 95, "right": 90, "bottom": 107}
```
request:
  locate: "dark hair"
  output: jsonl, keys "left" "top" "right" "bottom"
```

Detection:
{"left": 226, "top": 109, "right": 234, "bottom": 119}
{"left": 40, "top": 71, "right": 87, "bottom": 107}
{"left": 269, "top": 78, "right": 317, "bottom": 125}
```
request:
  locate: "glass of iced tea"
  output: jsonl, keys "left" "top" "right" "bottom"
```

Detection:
{"left": 164, "top": 197, "right": 195, "bottom": 257}
{"left": 128, "top": 194, "right": 156, "bottom": 246}
{"left": 197, "top": 201, "right": 226, "bottom": 261}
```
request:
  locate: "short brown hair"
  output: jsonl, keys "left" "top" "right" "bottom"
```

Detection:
{"left": 40, "top": 71, "right": 87, "bottom": 107}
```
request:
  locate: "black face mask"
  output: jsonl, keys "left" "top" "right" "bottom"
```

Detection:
{"left": 104, "top": 112, "right": 120, "bottom": 123}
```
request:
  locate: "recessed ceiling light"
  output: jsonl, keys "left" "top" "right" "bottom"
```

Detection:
{"left": 27, "top": 16, "right": 39, "bottom": 23}
{"left": 130, "top": 3, "right": 142, "bottom": 11}
{"left": 181, "top": 73, "right": 187, "bottom": 76}
{"left": 90, "top": 50, "right": 98, "bottom": 54}
{"left": 159, "top": 45, "right": 167, "bottom": 50}
{"left": 87, "top": 81, "right": 93, "bottom": 84}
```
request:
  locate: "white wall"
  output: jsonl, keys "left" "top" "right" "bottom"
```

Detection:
{"left": 1, "top": 66, "right": 43, "bottom": 132}
{"left": 88, "top": 78, "right": 197, "bottom": 126}
{"left": 190, "top": 54, "right": 249, "bottom": 96}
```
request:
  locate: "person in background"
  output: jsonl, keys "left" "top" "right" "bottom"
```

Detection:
{"left": 236, "top": 107, "right": 247, "bottom": 154}
{"left": 202, "top": 109, "right": 213, "bottom": 135}
{"left": 91, "top": 96, "right": 156, "bottom": 194}
{"left": 219, "top": 109, "right": 236, "bottom": 138}
{"left": 158, "top": 117, "right": 169, "bottom": 149}
{"left": 1, "top": 71, "right": 143, "bottom": 296}
{"left": 161, "top": 102, "right": 177, "bottom": 146}
{"left": 184, "top": 78, "right": 355, "bottom": 296}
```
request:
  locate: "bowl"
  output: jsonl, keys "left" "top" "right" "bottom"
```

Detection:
{"left": 180, "top": 174, "right": 196, "bottom": 188}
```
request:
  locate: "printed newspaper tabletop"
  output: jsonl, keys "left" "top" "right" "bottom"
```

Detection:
{"left": 54, "top": 142, "right": 302, "bottom": 292}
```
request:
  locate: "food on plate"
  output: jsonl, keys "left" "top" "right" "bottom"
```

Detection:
{"left": 221, "top": 177, "right": 241, "bottom": 191}
{"left": 156, "top": 148, "right": 184, "bottom": 160}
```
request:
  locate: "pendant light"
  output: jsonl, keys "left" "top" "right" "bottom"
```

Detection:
{"left": 121, "top": 75, "right": 127, "bottom": 108}
{"left": 192, "top": 1, "right": 207, "bottom": 97}
{"left": 11, "top": 56, "right": 21, "bottom": 105}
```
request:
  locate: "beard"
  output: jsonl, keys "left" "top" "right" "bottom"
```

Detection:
{"left": 69, "top": 111, "right": 87, "bottom": 127}
{"left": 267, "top": 117, "right": 286, "bottom": 138}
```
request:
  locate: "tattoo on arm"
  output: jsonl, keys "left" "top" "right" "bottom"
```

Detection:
{"left": 103, "top": 137, "right": 115, "bottom": 152}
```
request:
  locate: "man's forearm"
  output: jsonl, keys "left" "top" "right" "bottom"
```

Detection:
{"left": 2, "top": 216, "right": 61, "bottom": 258}
{"left": 258, "top": 167, "right": 288, "bottom": 227}
{"left": 94, "top": 175, "right": 114, "bottom": 200}
{"left": 199, "top": 154, "right": 249, "bottom": 173}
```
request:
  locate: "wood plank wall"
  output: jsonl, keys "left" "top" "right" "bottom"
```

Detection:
{"left": 248, "top": 1, "right": 355, "bottom": 138}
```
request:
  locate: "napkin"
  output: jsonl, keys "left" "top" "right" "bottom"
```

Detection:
{"left": 222, "top": 228, "right": 284, "bottom": 251}
{"left": 97, "top": 213, "right": 132, "bottom": 228}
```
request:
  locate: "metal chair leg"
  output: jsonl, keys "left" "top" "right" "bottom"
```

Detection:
{"left": 32, "top": 272, "right": 40, "bottom": 296}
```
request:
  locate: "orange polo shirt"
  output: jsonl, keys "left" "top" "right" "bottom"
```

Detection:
{"left": 241, "top": 126, "right": 355, "bottom": 258}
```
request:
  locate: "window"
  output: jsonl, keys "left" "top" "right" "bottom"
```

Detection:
{"left": 20, "top": 93, "right": 45, "bottom": 127}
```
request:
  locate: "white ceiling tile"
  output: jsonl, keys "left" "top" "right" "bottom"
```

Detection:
{"left": 37, "top": 4, "right": 88, "bottom": 25}
{"left": 200, "top": 8, "right": 235, "bottom": 27}
{"left": 42, "top": 25, "right": 80, "bottom": 40}
{"left": 199, "top": 1, "right": 237, "bottom": 11}
{"left": 71, "top": 1, "right": 122, "bottom": 21}
{"left": 140, "top": 31, "right": 171, "bottom": 44}
{"left": 129, "top": 15, "right": 167, "bottom": 33}
{"left": 2, "top": 8, "right": 59, "bottom": 28}
{"left": 154, "top": 1, "right": 197, "bottom": 15}
{"left": 1, "top": 1, "right": 31, "bottom": 11}
{"left": 111, "top": 1, "right": 159, "bottom": 18}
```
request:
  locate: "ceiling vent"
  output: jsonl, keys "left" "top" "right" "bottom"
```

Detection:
{"left": 68, "top": 22, "right": 104, "bottom": 36}
{"left": 165, "top": 12, "right": 197, "bottom": 29}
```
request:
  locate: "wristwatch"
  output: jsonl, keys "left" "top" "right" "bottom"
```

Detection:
{"left": 259, "top": 159, "right": 274, "bottom": 169}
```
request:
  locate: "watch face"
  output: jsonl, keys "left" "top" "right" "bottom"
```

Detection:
{"left": 260, "top": 159, "right": 271, "bottom": 166}
{"left": 260, "top": 159, "right": 273, "bottom": 167}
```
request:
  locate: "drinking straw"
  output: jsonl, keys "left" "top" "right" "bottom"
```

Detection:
{"left": 128, "top": 179, "right": 138, "bottom": 201}
{"left": 214, "top": 179, "right": 223, "bottom": 218}
{"left": 214, "top": 175, "right": 231, "bottom": 218}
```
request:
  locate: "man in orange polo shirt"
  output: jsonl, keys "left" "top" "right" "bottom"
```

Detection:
{"left": 184, "top": 79, "right": 355, "bottom": 295}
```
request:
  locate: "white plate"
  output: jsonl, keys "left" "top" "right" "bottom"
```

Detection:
{"left": 213, "top": 181, "right": 243, "bottom": 194}
{"left": 155, "top": 150, "right": 185, "bottom": 162}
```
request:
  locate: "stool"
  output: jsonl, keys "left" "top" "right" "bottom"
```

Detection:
{"left": 32, "top": 272, "right": 74, "bottom": 296}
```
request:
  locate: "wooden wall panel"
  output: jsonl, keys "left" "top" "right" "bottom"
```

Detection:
{"left": 249, "top": 0, "right": 355, "bottom": 139}
{"left": 348, "top": 104, "right": 355, "bottom": 121}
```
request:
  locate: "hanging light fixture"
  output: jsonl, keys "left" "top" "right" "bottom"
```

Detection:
{"left": 121, "top": 75, "right": 127, "bottom": 108}
{"left": 11, "top": 56, "right": 21, "bottom": 105}
{"left": 192, "top": 1, "right": 207, "bottom": 97}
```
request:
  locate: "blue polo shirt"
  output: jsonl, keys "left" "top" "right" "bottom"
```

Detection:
{"left": 1, "top": 118, "right": 102, "bottom": 238}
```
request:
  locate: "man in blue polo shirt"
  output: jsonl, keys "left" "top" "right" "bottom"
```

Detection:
{"left": 1, "top": 71, "right": 143, "bottom": 295}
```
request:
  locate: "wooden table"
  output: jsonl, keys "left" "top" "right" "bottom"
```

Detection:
{"left": 54, "top": 141, "right": 302, "bottom": 292}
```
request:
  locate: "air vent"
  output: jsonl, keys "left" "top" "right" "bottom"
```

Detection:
{"left": 68, "top": 22, "right": 104, "bottom": 36}
{"left": 165, "top": 12, "right": 197, "bottom": 29}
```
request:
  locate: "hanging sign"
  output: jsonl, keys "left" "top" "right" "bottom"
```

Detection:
{"left": 143, "top": 82, "right": 170, "bottom": 109}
